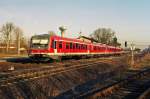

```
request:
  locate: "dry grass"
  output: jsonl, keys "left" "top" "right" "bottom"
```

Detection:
{"left": 0, "top": 53, "right": 27, "bottom": 58}
{"left": 133, "top": 54, "right": 150, "bottom": 68}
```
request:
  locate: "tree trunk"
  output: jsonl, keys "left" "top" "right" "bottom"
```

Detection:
{"left": 17, "top": 32, "right": 20, "bottom": 55}
{"left": 6, "top": 40, "right": 9, "bottom": 53}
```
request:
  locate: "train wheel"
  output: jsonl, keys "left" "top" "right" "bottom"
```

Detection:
{"left": 54, "top": 56, "right": 62, "bottom": 62}
{"left": 58, "top": 56, "right": 62, "bottom": 62}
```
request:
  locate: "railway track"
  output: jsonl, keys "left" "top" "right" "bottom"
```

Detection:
{"left": 78, "top": 68, "right": 150, "bottom": 99}
{"left": 0, "top": 59, "right": 116, "bottom": 87}
{"left": 0, "top": 58, "right": 116, "bottom": 76}
{"left": 138, "top": 87, "right": 150, "bottom": 99}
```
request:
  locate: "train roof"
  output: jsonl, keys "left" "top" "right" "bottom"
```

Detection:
{"left": 31, "top": 34, "right": 50, "bottom": 39}
{"left": 51, "top": 35, "right": 92, "bottom": 44}
{"left": 77, "top": 35, "right": 98, "bottom": 43}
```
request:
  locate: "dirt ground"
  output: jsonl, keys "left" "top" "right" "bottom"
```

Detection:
{"left": 133, "top": 54, "right": 150, "bottom": 68}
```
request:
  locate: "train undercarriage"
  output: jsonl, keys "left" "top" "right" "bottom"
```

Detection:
{"left": 29, "top": 52, "right": 124, "bottom": 62}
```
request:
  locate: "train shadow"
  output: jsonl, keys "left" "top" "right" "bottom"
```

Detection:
{"left": 4, "top": 57, "right": 54, "bottom": 64}
{"left": 3, "top": 56, "right": 91, "bottom": 64}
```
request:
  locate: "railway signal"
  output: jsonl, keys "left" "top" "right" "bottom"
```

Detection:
{"left": 125, "top": 41, "right": 127, "bottom": 47}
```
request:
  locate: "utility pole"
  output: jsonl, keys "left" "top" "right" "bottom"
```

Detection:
{"left": 148, "top": 45, "right": 150, "bottom": 54}
{"left": 17, "top": 32, "right": 20, "bottom": 55}
{"left": 79, "top": 29, "right": 82, "bottom": 37}
{"left": 6, "top": 31, "right": 10, "bottom": 53}
{"left": 130, "top": 43, "right": 135, "bottom": 66}
{"left": 15, "top": 27, "right": 22, "bottom": 55}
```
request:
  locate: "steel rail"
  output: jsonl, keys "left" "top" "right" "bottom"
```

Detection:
{"left": 77, "top": 68, "right": 150, "bottom": 99}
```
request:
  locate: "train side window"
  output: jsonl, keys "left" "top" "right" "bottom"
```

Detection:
{"left": 51, "top": 40, "right": 54, "bottom": 48}
{"left": 85, "top": 45, "right": 87, "bottom": 50}
{"left": 66, "top": 43, "right": 69, "bottom": 49}
{"left": 81, "top": 44, "right": 83, "bottom": 50}
{"left": 54, "top": 41, "right": 57, "bottom": 49}
{"left": 79, "top": 44, "right": 80, "bottom": 49}
{"left": 76, "top": 43, "right": 78, "bottom": 49}
{"left": 73, "top": 43, "right": 75, "bottom": 49}
{"left": 78, "top": 44, "right": 80, "bottom": 49}
{"left": 78, "top": 44, "right": 81, "bottom": 49}
{"left": 51, "top": 40, "right": 56, "bottom": 49}
{"left": 70, "top": 43, "right": 72, "bottom": 49}
{"left": 59, "top": 41, "right": 62, "bottom": 49}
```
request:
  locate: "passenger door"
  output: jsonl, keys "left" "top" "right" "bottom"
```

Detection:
{"left": 57, "top": 41, "right": 63, "bottom": 53}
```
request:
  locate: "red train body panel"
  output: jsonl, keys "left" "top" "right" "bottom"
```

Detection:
{"left": 28, "top": 34, "right": 123, "bottom": 59}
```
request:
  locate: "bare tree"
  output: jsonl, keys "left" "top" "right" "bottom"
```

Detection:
{"left": 1, "top": 22, "right": 14, "bottom": 53}
{"left": 90, "top": 28, "right": 121, "bottom": 46}
{"left": 48, "top": 31, "right": 56, "bottom": 36}
{"left": 0, "top": 29, "right": 3, "bottom": 43}
{"left": 14, "top": 27, "right": 23, "bottom": 55}
{"left": 90, "top": 28, "right": 115, "bottom": 44}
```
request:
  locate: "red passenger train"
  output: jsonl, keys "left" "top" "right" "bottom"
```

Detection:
{"left": 28, "top": 34, "right": 123, "bottom": 60}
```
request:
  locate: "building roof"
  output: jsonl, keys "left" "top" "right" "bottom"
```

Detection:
{"left": 77, "top": 35, "right": 98, "bottom": 43}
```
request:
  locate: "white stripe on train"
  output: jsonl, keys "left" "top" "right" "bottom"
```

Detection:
{"left": 29, "top": 51, "right": 124, "bottom": 56}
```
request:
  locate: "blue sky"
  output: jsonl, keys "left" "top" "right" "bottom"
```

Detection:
{"left": 0, "top": 0, "right": 150, "bottom": 48}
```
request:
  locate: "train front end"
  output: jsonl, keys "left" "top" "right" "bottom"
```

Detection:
{"left": 28, "top": 34, "right": 51, "bottom": 61}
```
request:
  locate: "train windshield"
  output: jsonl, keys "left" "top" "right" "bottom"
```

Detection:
{"left": 31, "top": 35, "right": 50, "bottom": 49}
{"left": 32, "top": 39, "right": 48, "bottom": 44}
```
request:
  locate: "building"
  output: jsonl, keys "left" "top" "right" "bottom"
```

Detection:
{"left": 77, "top": 36, "right": 97, "bottom": 43}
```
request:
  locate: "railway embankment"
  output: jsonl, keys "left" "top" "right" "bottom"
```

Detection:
{"left": 0, "top": 54, "right": 149, "bottom": 99}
